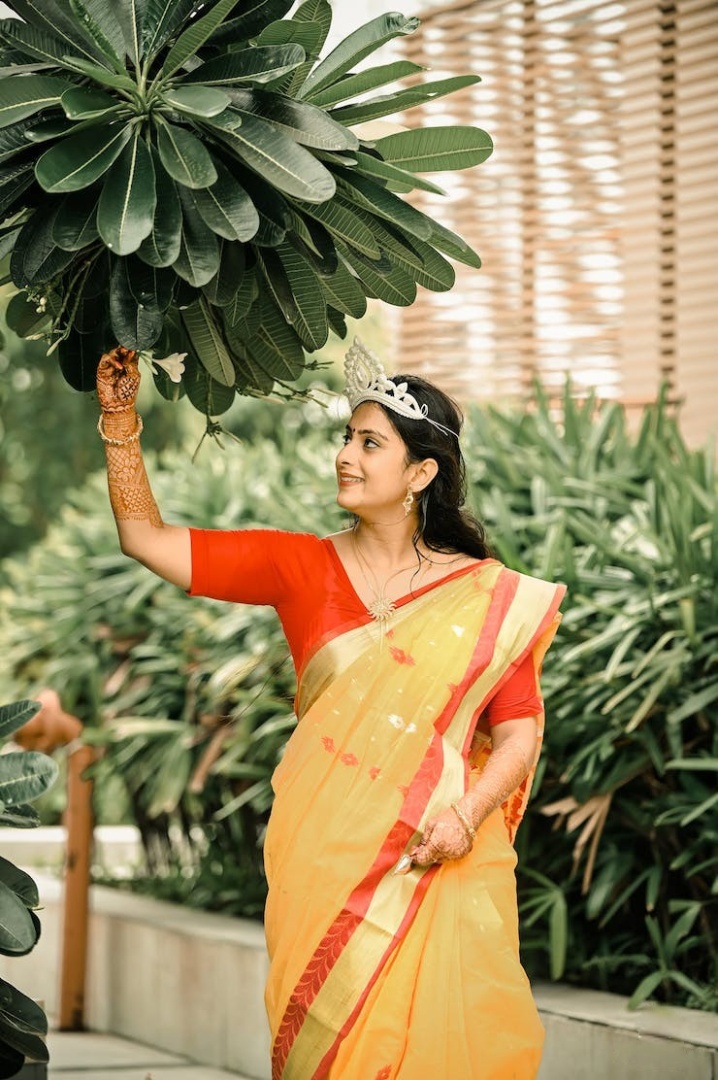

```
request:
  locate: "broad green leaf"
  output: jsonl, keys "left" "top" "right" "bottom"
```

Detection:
{"left": 326, "top": 304, "right": 346, "bottom": 339}
{"left": 339, "top": 241, "right": 416, "bottom": 306}
{"left": 142, "top": 0, "right": 198, "bottom": 60}
{"left": 68, "top": 0, "right": 126, "bottom": 71}
{"left": 58, "top": 57, "right": 136, "bottom": 92}
{"left": 181, "top": 350, "right": 235, "bottom": 415}
{"left": 353, "top": 150, "right": 447, "bottom": 196}
{"left": 222, "top": 266, "right": 258, "bottom": 326}
{"left": 250, "top": 295, "right": 306, "bottom": 379}
{"left": 184, "top": 45, "right": 305, "bottom": 86}
{"left": 294, "top": 197, "right": 380, "bottom": 258}
{"left": 202, "top": 240, "right": 245, "bottom": 307}
{"left": 318, "top": 259, "right": 367, "bottom": 319}
{"left": 255, "top": 246, "right": 296, "bottom": 323}
{"left": 0, "top": 857, "right": 38, "bottom": 910}
{"left": 299, "top": 13, "right": 420, "bottom": 100}
{"left": 161, "top": 0, "right": 244, "bottom": 81}
{"left": 0, "top": 19, "right": 80, "bottom": 73}
{"left": 172, "top": 187, "right": 220, "bottom": 286}
{"left": 4, "top": 290, "right": 50, "bottom": 338}
{"left": 255, "top": 17, "right": 325, "bottom": 55}
{"left": 0, "top": 115, "right": 47, "bottom": 162}
{"left": 137, "top": 151, "right": 181, "bottom": 267}
{"left": 0, "top": 805, "right": 40, "bottom": 829}
{"left": 331, "top": 75, "right": 482, "bottom": 126}
{"left": 208, "top": 0, "right": 294, "bottom": 48}
{"left": 182, "top": 298, "right": 235, "bottom": 386}
{"left": 0, "top": 751, "right": 57, "bottom": 808}
{"left": 127, "top": 256, "right": 175, "bottom": 313}
{"left": 277, "top": 242, "right": 327, "bottom": 349}
{"left": 0, "top": 978, "right": 47, "bottom": 1036}
{"left": 0, "top": 75, "right": 70, "bottom": 130}
{"left": 374, "top": 125, "right": 493, "bottom": 173}
{"left": 0, "top": 160, "right": 34, "bottom": 218}
{"left": 58, "top": 324, "right": 110, "bottom": 391}
{"left": 0, "top": 701, "right": 40, "bottom": 740}
{"left": 0, "top": 1013, "right": 49, "bottom": 1062}
{"left": 109, "top": 257, "right": 164, "bottom": 349}
{"left": 24, "top": 117, "right": 82, "bottom": 143}
{"left": 385, "top": 231, "right": 455, "bottom": 292}
{"left": 305, "top": 60, "right": 423, "bottom": 108}
{"left": 228, "top": 89, "right": 358, "bottom": 151}
{"left": 7, "top": 0, "right": 114, "bottom": 69}
{"left": 191, "top": 160, "right": 258, "bottom": 242}
{"left": 427, "top": 217, "right": 483, "bottom": 269}
{"left": 667, "top": 682, "right": 718, "bottom": 724}
{"left": 52, "top": 189, "right": 100, "bottom": 250}
{"left": 0, "top": 880, "right": 36, "bottom": 955}
{"left": 156, "top": 119, "right": 217, "bottom": 189}
{"left": 10, "top": 205, "right": 76, "bottom": 286}
{"left": 209, "top": 111, "right": 334, "bottom": 202}
{"left": 114, "top": 0, "right": 144, "bottom": 69}
{"left": 97, "top": 132, "right": 156, "bottom": 255}
{"left": 35, "top": 122, "right": 133, "bottom": 193}
{"left": 335, "top": 171, "right": 432, "bottom": 240}
{"left": 163, "top": 86, "right": 230, "bottom": 118}
{"left": 61, "top": 87, "right": 120, "bottom": 121}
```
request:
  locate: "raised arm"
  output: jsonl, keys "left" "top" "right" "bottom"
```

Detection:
{"left": 97, "top": 347, "right": 191, "bottom": 589}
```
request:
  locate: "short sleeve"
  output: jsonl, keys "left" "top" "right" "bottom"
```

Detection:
{"left": 188, "top": 528, "right": 317, "bottom": 607}
{"left": 484, "top": 651, "right": 542, "bottom": 725}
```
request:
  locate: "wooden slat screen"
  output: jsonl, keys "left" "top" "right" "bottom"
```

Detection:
{"left": 387, "top": 0, "right": 718, "bottom": 444}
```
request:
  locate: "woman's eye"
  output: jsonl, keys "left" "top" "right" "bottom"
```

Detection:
{"left": 341, "top": 433, "right": 351, "bottom": 445}
{"left": 364, "top": 439, "right": 379, "bottom": 449}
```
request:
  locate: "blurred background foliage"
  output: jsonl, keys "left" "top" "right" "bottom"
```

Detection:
{"left": 0, "top": 303, "right": 716, "bottom": 1011}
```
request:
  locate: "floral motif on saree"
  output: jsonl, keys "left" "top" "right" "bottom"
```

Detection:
{"left": 264, "top": 561, "right": 565, "bottom": 1079}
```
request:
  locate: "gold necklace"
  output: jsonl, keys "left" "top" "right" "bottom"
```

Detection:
{"left": 351, "top": 533, "right": 426, "bottom": 622}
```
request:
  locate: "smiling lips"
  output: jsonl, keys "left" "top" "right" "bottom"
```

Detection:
{"left": 338, "top": 474, "right": 362, "bottom": 485}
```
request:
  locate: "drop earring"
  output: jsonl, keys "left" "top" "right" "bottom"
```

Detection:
{"left": 402, "top": 487, "right": 414, "bottom": 516}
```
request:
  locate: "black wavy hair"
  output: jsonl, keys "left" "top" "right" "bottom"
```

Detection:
{"left": 378, "top": 374, "right": 492, "bottom": 561}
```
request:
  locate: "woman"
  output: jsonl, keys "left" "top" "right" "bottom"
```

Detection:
{"left": 97, "top": 340, "right": 566, "bottom": 1080}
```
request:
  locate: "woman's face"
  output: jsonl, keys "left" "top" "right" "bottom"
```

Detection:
{"left": 335, "top": 403, "right": 416, "bottom": 521}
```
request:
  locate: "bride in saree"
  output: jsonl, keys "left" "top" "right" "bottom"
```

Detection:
{"left": 97, "top": 339, "right": 566, "bottom": 1080}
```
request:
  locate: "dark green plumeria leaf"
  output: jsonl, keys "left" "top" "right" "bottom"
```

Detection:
{"left": 0, "top": 858, "right": 38, "bottom": 910}
{"left": 182, "top": 298, "right": 235, "bottom": 386}
{"left": 202, "top": 240, "right": 245, "bottom": 307}
{"left": 4, "top": 290, "right": 50, "bottom": 338}
{"left": 35, "top": 122, "right": 133, "bottom": 192}
{"left": 58, "top": 56, "right": 136, "bottom": 91}
{"left": 52, "top": 189, "right": 100, "bottom": 250}
{"left": 10, "top": 204, "right": 76, "bottom": 286}
{"left": 157, "top": 119, "right": 217, "bottom": 189}
{"left": 330, "top": 75, "right": 482, "bottom": 126}
{"left": 110, "top": 256, "right": 164, "bottom": 349}
{"left": 191, "top": 160, "right": 259, "bottom": 242}
{"left": 7, "top": 0, "right": 112, "bottom": 69}
{"left": 0, "top": 978, "right": 48, "bottom": 1036}
{"left": 115, "top": 0, "right": 144, "bottom": 69}
{"left": 0, "top": 74, "right": 70, "bottom": 129}
{"left": 61, "top": 86, "right": 119, "bottom": 120}
{"left": 208, "top": 0, "right": 294, "bottom": 48}
{"left": 127, "top": 256, "right": 175, "bottom": 313}
{"left": 68, "top": 0, "right": 127, "bottom": 72}
{"left": 353, "top": 150, "right": 447, "bottom": 196}
{"left": 305, "top": 60, "right": 423, "bottom": 108}
{"left": 298, "top": 13, "right": 420, "bottom": 100}
{"left": 209, "top": 111, "right": 334, "bottom": 202}
{"left": 161, "top": 0, "right": 244, "bottom": 81}
{"left": 0, "top": 160, "right": 34, "bottom": 218}
{"left": 173, "top": 187, "right": 220, "bottom": 287}
{"left": 0, "top": 701, "right": 40, "bottom": 741}
{"left": 185, "top": 45, "right": 305, "bottom": 86}
{"left": 0, "top": 751, "right": 57, "bottom": 808}
{"left": 227, "top": 89, "right": 358, "bottom": 151}
{"left": 0, "top": 880, "right": 36, "bottom": 955}
{"left": 163, "top": 86, "right": 230, "bottom": 118}
{"left": 374, "top": 125, "right": 493, "bottom": 173}
{"left": 277, "top": 241, "right": 327, "bottom": 349}
{"left": 137, "top": 151, "right": 182, "bottom": 267}
{"left": 0, "top": 19, "right": 79, "bottom": 73}
{"left": 97, "top": 131, "right": 156, "bottom": 255}
{"left": 142, "top": 0, "right": 198, "bottom": 60}
{"left": 181, "top": 349, "right": 235, "bottom": 415}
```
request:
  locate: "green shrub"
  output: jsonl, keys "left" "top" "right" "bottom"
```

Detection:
{"left": 0, "top": 389, "right": 715, "bottom": 1007}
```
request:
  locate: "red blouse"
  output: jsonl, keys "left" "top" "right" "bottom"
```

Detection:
{"left": 188, "top": 528, "right": 542, "bottom": 725}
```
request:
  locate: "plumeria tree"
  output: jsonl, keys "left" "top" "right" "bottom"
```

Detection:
{"left": 0, "top": 0, "right": 491, "bottom": 418}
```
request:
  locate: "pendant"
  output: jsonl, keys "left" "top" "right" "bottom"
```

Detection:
{"left": 367, "top": 596, "right": 396, "bottom": 622}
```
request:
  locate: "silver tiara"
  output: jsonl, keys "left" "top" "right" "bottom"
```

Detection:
{"left": 343, "top": 338, "right": 458, "bottom": 439}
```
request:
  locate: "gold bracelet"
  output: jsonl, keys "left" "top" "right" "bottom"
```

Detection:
{"left": 97, "top": 413, "right": 143, "bottom": 446}
{"left": 450, "top": 801, "right": 477, "bottom": 842}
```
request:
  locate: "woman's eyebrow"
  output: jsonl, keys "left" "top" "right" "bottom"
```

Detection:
{"left": 345, "top": 425, "right": 389, "bottom": 442}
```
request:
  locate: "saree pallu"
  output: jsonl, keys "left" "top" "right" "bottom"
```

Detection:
{"left": 264, "top": 561, "right": 565, "bottom": 1080}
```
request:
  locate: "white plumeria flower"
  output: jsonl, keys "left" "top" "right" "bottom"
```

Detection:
{"left": 152, "top": 352, "right": 187, "bottom": 383}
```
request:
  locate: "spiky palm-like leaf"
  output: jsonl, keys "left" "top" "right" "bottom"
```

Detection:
{"left": 0, "top": 1, "right": 492, "bottom": 415}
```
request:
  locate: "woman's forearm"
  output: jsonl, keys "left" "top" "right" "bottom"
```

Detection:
{"left": 101, "top": 408, "right": 164, "bottom": 551}
{"left": 459, "top": 722, "right": 537, "bottom": 831}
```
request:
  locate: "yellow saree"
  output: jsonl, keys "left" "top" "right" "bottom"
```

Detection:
{"left": 264, "top": 560, "right": 565, "bottom": 1079}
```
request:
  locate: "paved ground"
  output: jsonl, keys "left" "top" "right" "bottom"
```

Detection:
{"left": 46, "top": 1027, "right": 250, "bottom": 1080}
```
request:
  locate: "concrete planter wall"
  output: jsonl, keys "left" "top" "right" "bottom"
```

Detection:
{"left": 1, "top": 830, "right": 716, "bottom": 1080}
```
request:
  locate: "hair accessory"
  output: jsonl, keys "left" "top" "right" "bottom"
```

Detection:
{"left": 343, "top": 338, "right": 458, "bottom": 440}
{"left": 97, "top": 413, "right": 143, "bottom": 446}
{"left": 450, "top": 801, "right": 476, "bottom": 843}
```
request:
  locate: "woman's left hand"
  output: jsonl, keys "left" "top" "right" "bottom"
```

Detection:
{"left": 410, "top": 806, "right": 474, "bottom": 867}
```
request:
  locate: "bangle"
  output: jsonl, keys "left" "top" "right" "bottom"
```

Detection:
{"left": 97, "top": 413, "right": 143, "bottom": 446}
{"left": 450, "top": 801, "right": 477, "bottom": 842}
